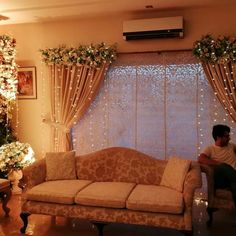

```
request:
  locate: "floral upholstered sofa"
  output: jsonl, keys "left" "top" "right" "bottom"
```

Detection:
{"left": 20, "top": 147, "right": 202, "bottom": 235}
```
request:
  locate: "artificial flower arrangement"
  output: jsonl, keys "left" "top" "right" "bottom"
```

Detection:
{"left": 192, "top": 34, "right": 236, "bottom": 64}
{"left": 0, "top": 141, "right": 35, "bottom": 174}
{"left": 40, "top": 42, "right": 117, "bottom": 68}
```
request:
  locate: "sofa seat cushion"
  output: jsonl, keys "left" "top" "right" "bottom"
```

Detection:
{"left": 26, "top": 180, "right": 92, "bottom": 204}
{"left": 75, "top": 182, "right": 136, "bottom": 208}
{"left": 126, "top": 184, "right": 184, "bottom": 214}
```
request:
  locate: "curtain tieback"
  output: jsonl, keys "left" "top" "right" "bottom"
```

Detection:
{"left": 42, "top": 118, "right": 70, "bottom": 133}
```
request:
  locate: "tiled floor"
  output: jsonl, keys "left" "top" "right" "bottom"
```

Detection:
{"left": 1, "top": 195, "right": 236, "bottom": 236}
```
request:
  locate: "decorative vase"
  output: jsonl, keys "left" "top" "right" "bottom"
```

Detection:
{"left": 7, "top": 169, "right": 23, "bottom": 194}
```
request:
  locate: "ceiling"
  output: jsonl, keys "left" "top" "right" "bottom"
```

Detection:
{"left": 0, "top": 0, "right": 235, "bottom": 25}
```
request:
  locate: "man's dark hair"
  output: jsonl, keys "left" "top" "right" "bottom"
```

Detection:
{"left": 212, "top": 124, "right": 230, "bottom": 141}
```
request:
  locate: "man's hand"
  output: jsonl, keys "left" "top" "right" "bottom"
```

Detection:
{"left": 198, "top": 153, "right": 221, "bottom": 166}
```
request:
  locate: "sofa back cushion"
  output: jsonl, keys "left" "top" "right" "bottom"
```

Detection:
{"left": 76, "top": 147, "right": 166, "bottom": 185}
{"left": 45, "top": 151, "right": 76, "bottom": 181}
{"left": 76, "top": 148, "right": 118, "bottom": 181}
{"left": 113, "top": 148, "right": 166, "bottom": 185}
{"left": 160, "top": 156, "right": 191, "bottom": 192}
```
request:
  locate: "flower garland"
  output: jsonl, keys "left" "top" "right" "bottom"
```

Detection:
{"left": 0, "top": 35, "right": 17, "bottom": 147}
{"left": 0, "top": 35, "right": 18, "bottom": 101}
{"left": 40, "top": 42, "right": 117, "bottom": 67}
{"left": 192, "top": 34, "right": 236, "bottom": 64}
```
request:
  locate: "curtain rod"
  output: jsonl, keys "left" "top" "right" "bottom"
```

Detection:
{"left": 117, "top": 48, "right": 192, "bottom": 55}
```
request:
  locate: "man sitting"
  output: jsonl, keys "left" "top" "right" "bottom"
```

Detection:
{"left": 198, "top": 124, "right": 236, "bottom": 205}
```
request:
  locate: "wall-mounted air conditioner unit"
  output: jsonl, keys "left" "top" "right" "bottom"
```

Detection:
{"left": 123, "top": 16, "right": 184, "bottom": 40}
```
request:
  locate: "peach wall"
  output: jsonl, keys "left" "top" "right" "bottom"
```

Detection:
{"left": 0, "top": 4, "right": 236, "bottom": 158}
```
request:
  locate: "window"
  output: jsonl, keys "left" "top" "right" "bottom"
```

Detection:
{"left": 72, "top": 51, "right": 235, "bottom": 160}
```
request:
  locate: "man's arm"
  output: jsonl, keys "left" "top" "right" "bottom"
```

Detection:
{"left": 198, "top": 153, "right": 221, "bottom": 166}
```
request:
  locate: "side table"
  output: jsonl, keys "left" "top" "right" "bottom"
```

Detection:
{"left": 0, "top": 179, "right": 12, "bottom": 216}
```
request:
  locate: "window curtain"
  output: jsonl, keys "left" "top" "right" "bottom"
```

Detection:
{"left": 201, "top": 62, "right": 236, "bottom": 122}
{"left": 45, "top": 63, "right": 109, "bottom": 151}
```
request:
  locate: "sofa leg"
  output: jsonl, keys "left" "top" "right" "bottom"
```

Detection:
{"left": 93, "top": 222, "right": 106, "bottom": 236}
{"left": 206, "top": 207, "right": 217, "bottom": 227}
{"left": 20, "top": 212, "right": 30, "bottom": 234}
{"left": 1, "top": 188, "right": 11, "bottom": 217}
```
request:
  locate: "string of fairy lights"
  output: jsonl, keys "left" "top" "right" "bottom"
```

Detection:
{"left": 102, "top": 76, "right": 109, "bottom": 149}
{"left": 196, "top": 64, "right": 235, "bottom": 156}
{"left": 40, "top": 61, "right": 46, "bottom": 156}
{"left": 69, "top": 65, "right": 235, "bottom": 157}
{"left": 38, "top": 53, "right": 236, "bottom": 159}
{"left": 194, "top": 63, "right": 236, "bottom": 228}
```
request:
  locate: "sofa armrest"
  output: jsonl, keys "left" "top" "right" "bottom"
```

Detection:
{"left": 183, "top": 162, "right": 202, "bottom": 207}
{"left": 200, "top": 164, "right": 215, "bottom": 207}
{"left": 183, "top": 162, "right": 202, "bottom": 230}
{"left": 22, "top": 158, "right": 46, "bottom": 191}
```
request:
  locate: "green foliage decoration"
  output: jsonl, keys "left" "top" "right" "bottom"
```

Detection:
{"left": 193, "top": 34, "right": 236, "bottom": 64}
{"left": 40, "top": 42, "right": 117, "bottom": 68}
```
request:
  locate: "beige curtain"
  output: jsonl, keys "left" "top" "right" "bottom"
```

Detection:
{"left": 202, "top": 62, "right": 236, "bottom": 122}
{"left": 47, "top": 63, "right": 109, "bottom": 151}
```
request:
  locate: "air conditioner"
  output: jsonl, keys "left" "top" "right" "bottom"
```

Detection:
{"left": 123, "top": 16, "right": 184, "bottom": 40}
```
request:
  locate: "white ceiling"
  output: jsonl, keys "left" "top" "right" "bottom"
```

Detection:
{"left": 0, "top": 0, "right": 235, "bottom": 25}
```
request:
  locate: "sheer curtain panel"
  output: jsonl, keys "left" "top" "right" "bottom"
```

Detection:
{"left": 72, "top": 51, "right": 236, "bottom": 160}
{"left": 46, "top": 63, "right": 109, "bottom": 151}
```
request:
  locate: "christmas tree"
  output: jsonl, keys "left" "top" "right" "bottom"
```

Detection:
{"left": 0, "top": 35, "right": 18, "bottom": 178}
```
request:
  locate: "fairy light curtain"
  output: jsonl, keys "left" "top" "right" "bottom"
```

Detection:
{"left": 72, "top": 51, "right": 236, "bottom": 160}
{"left": 40, "top": 43, "right": 117, "bottom": 151}
{"left": 193, "top": 35, "right": 236, "bottom": 122}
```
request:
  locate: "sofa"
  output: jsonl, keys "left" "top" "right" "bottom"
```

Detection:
{"left": 20, "top": 147, "right": 202, "bottom": 235}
